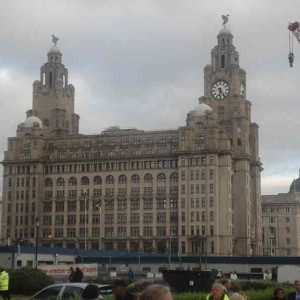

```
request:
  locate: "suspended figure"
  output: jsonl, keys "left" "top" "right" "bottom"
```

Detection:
{"left": 288, "top": 22, "right": 300, "bottom": 67}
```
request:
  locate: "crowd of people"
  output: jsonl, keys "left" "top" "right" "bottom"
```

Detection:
{"left": 0, "top": 264, "right": 299, "bottom": 300}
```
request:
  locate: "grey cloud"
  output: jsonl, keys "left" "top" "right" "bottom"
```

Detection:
{"left": 1, "top": 0, "right": 300, "bottom": 196}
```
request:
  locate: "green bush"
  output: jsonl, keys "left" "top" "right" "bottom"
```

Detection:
{"left": 9, "top": 267, "right": 54, "bottom": 295}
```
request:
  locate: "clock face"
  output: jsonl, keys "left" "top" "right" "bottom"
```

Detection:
{"left": 211, "top": 80, "right": 230, "bottom": 100}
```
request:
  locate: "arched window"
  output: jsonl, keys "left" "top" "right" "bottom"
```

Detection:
{"left": 170, "top": 173, "right": 178, "bottom": 182}
{"left": 106, "top": 175, "right": 114, "bottom": 184}
{"left": 69, "top": 177, "right": 77, "bottom": 186}
{"left": 45, "top": 178, "right": 53, "bottom": 187}
{"left": 81, "top": 176, "right": 89, "bottom": 185}
{"left": 131, "top": 174, "right": 140, "bottom": 184}
{"left": 221, "top": 55, "right": 225, "bottom": 68}
{"left": 44, "top": 119, "right": 49, "bottom": 127}
{"left": 94, "top": 176, "right": 102, "bottom": 185}
{"left": 157, "top": 173, "right": 166, "bottom": 182}
{"left": 119, "top": 175, "right": 127, "bottom": 184}
{"left": 144, "top": 174, "right": 153, "bottom": 183}
{"left": 57, "top": 177, "right": 65, "bottom": 186}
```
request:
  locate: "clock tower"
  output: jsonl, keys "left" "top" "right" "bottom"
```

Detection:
{"left": 199, "top": 23, "right": 262, "bottom": 255}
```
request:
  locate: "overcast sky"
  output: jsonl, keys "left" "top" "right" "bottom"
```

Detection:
{"left": 1, "top": 0, "right": 300, "bottom": 196}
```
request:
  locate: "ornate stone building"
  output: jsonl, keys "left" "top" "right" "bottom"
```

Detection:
{"left": 262, "top": 174, "right": 300, "bottom": 256}
{"left": 1, "top": 24, "right": 262, "bottom": 256}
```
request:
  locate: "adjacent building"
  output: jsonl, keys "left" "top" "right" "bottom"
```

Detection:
{"left": 262, "top": 174, "right": 300, "bottom": 256}
{"left": 1, "top": 23, "right": 262, "bottom": 256}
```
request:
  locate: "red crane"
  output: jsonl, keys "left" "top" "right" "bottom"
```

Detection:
{"left": 288, "top": 22, "right": 300, "bottom": 67}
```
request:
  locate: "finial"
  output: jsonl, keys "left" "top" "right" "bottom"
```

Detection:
{"left": 51, "top": 35, "right": 59, "bottom": 46}
{"left": 222, "top": 14, "right": 230, "bottom": 26}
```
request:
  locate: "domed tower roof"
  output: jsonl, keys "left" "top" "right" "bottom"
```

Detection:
{"left": 219, "top": 26, "right": 232, "bottom": 35}
{"left": 48, "top": 45, "right": 61, "bottom": 55}
{"left": 289, "top": 177, "right": 300, "bottom": 193}
{"left": 194, "top": 102, "right": 213, "bottom": 116}
{"left": 47, "top": 45, "right": 62, "bottom": 63}
{"left": 24, "top": 116, "right": 43, "bottom": 128}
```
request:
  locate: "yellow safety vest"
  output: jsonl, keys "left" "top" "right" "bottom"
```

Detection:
{"left": 0, "top": 271, "right": 9, "bottom": 291}
{"left": 206, "top": 293, "right": 230, "bottom": 300}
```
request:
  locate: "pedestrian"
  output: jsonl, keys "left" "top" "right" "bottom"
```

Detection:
{"left": 230, "top": 283, "right": 246, "bottom": 300}
{"left": 231, "top": 272, "right": 238, "bottom": 280}
{"left": 139, "top": 284, "right": 172, "bottom": 300}
{"left": 221, "top": 278, "right": 231, "bottom": 295}
{"left": 73, "top": 267, "right": 83, "bottom": 283}
{"left": 113, "top": 279, "right": 135, "bottom": 300}
{"left": 263, "top": 270, "right": 270, "bottom": 280}
{"left": 128, "top": 268, "right": 135, "bottom": 280}
{"left": 68, "top": 267, "right": 75, "bottom": 282}
{"left": 0, "top": 267, "right": 10, "bottom": 300}
{"left": 287, "top": 280, "right": 300, "bottom": 300}
{"left": 206, "top": 283, "right": 230, "bottom": 300}
{"left": 272, "top": 287, "right": 286, "bottom": 300}
{"left": 82, "top": 284, "right": 100, "bottom": 300}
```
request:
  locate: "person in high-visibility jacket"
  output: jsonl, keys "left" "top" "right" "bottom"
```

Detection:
{"left": 0, "top": 267, "right": 10, "bottom": 300}
{"left": 206, "top": 283, "right": 230, "bottom": 300}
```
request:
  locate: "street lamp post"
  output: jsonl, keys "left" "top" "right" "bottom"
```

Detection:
{"left": 83, "top": 189, "right": 88, "bottom": 250}
{"left": 138, "top": 253, "right": 141, "bottom": 281}
{"left": 35, "top": 217, "right": 40, "bottom": 269}
{"left": 169, "top": 232, "right": 175, "bottom": 270}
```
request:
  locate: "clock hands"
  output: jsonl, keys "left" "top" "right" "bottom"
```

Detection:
{"left": 218, "top": 87, "right": 225, "bottom": 99}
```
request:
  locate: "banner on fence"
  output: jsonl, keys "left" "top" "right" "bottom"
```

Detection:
{"left": 38, "top": 263, "right": 98, "bottom": 277}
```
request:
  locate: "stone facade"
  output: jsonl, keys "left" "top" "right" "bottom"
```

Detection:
{"left": 1, "top": 25, "right": 262, "bottom": 256}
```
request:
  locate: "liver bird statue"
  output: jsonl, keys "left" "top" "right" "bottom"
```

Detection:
{"left": 51, "top": 35, "right": 59, "bottom": 45}
{"left": 222, "top": 14, "right": 229, "bottom": 26}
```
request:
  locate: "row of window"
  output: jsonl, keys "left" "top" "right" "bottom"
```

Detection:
{"left": 45, "top": 160, "right": 178, "bottom": 174}
{"left": 47, "top": 136, "right": 178, "bottom": 151}
{"left": 45, "top": 147, "right": 177, "bottom": 161}
{"left": 44, "top": 186, "right": 178, "bottom": 199}
{"left": 11, "top": 225, "right": 216, "bottom": 250}
{"left": 182, "top": 169, "right": 214, "bottom": 180}
{"left": 42, "top": 198, "right": 179, "bottom": 212}
{"left": 45, "top": 173, "right": 178, "bottom": 187}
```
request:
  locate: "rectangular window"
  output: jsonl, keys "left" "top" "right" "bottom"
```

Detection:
{"left": 190, "top": 170, "right": 194, "bottom": 180}
{"left": 130, "top": 213, "right": 140, "bottom": 224}
{"left": 130, "top": 227, "right": 140, "bottom": 237}
{"left": 67, "top": 215, "right": 76, "bottom": 225}
{"left": 144, "top": 213, "right": 153, "bottom": 223}
{"left": 157, "top": 213, "right": 166, "bottom": 223}
{"left": 104, "top": 214, "right": 114, "bottom": 224}
{"left": 157, "top": 226, "right": 166, "bottom": 237}
{"left": 181, "top": 198, "right": 186, "bottom": 208}
{"left": 190, "top": 198, "right": 194, "bottom": 208}
{"left": 143, "top": 199, "right": 153, "bottom": 209}
{"left": 117, "top": 213, "right": 127, "bottom": 223}
{"left": 143, "top": 227, "right": 153, "bottom": 237}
